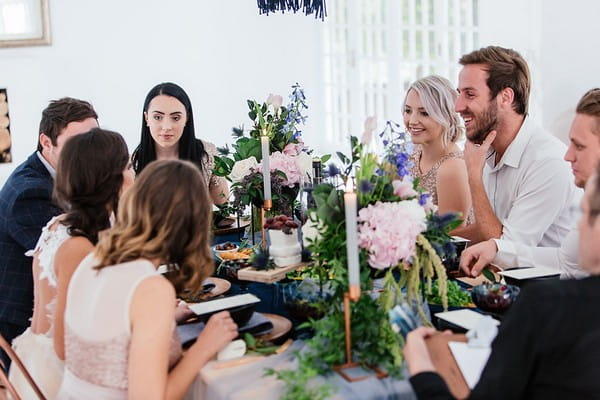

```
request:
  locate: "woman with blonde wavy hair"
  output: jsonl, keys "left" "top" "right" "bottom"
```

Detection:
{"left": 57, "top": 160, "right": 237, "bottom": 400}
{"left": 405, "top": 75, "right": 472, "bottom": 224}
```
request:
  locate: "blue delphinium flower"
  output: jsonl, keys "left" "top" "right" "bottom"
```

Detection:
{"left": 359, "top": 179, "right": 374, "bottom": 194}
{"left": 326, "top": 163, "right": 341, "bottom": 177}
{"left": 419, "top": 193, "right": 430, "bottom": 206}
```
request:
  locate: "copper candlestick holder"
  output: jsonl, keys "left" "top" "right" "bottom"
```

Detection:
{"left": 333, "top": 284, "right": 388, "bottom": 382}
{"left": 261, "top": 199, "right": 272, "bottom": 251}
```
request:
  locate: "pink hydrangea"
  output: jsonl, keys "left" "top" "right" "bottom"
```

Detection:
{"left": 262, "top": 151, "right": 303, "bottom": 186}
{"left": 283, "top": 142, "right": 303, "bottom": 156}
{"left": 357, "top": 200, "right": 427, "bottom": 270}
{"left": 392, "top": 177, "right": 418, "bottom": 199}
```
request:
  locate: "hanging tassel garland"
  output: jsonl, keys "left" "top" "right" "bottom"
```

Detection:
{"left": 257, "top": 0, "right": 327, "bottom": 20}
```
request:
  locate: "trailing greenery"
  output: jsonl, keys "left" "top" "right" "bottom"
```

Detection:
{"left": 265, "top": 358, "right": 335, "bottom": 400}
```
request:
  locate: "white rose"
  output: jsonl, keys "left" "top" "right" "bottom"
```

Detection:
{"left": 266, "top": 93, "right": 284, "bottom": 111}
{"left": 230, "top": 156, "right": 259, "bottom": 183}
{"left": 296, "top": 152, "right": 313, "bottom": 180}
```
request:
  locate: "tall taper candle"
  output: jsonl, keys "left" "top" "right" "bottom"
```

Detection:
{"left": 344, "top": 177, "right": 360, "bottom": 293}
{"left": 261, "top": 134, "right": 272, "bottom": 201}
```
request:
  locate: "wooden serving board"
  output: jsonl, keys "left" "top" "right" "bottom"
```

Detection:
{"left": 237, "top": 262, "right": 308, "bottom": 283}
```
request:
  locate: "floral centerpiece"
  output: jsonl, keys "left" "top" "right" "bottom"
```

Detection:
{"left": 268, "top": 120, "right": 461, "bottom": 399}
{"left": 214, "top": 84, "right": 315, "bottom": 216}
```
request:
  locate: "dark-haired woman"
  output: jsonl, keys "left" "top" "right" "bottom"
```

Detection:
{"left": 57, "top": 160, "right": 237, "bottom": 399}
{"left": 131, "top": 82, "right": 228, "bottom": 204}
{"left": 9, "top": 128, "right": 133, "bottom": 399}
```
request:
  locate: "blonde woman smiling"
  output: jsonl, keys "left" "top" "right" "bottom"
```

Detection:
{"left": 405, "top": 75, "right": 472, "bottom": 224}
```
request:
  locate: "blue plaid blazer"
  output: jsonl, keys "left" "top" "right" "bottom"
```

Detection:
{"left": 0, "top": 153, "right": 61, "bottom": 327}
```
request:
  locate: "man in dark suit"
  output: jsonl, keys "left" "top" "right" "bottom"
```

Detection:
{"left": 0, "top": 98, "right": 98, "bottom": 370}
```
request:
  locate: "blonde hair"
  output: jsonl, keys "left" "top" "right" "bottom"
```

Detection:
{"left": 94, "top": 160, "right": 213, "bottom": 294}
{"left": 404, "top": 75, "right": 464, "bottom": 146}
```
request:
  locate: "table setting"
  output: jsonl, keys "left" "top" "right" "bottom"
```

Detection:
{"left": 186, "top": 84, "right": 551, "bottom": 400}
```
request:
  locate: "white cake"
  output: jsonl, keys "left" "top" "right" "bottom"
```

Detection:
{"left": 268, "top": 228, "right": 302, "bottom": 267}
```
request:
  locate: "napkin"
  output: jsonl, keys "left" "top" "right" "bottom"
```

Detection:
{"left": 466, "top": 315, "right": 498, "bottom": 348}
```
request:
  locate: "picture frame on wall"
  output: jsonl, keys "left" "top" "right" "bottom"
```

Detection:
{"left": 0, "top": 0, "right": 50, "bottom": 48}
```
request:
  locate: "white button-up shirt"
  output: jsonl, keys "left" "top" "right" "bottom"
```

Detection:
{"left": 493, "top": 226, "right": 587, "bottom": 279}
{"left": 483, "top": 118, "right": 582, "bottom": 249}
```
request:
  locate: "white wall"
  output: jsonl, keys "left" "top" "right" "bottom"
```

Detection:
{"left": 478, "top": 0, "right": 600, "bottom": 144}
{"left": 0, "top": 0, "right": 325, "bottom": 184}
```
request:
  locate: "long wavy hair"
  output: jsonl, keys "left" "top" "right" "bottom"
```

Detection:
{"left": 54, "top": 128, "right": 129, "bottom": 244}
{"left": 131, "top": 82, "right": 208, "bottom": 175}
{"left": 94, "top": 160, "right": 213, "bottom": 294}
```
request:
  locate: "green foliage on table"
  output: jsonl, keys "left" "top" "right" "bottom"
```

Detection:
{"left": 271, "top": 125, "right": 459, "bottom": 399}
{"left": 483, "top": 268, "right": 499, "bottom": 283}
{"left": 213, "top": 84, "right": 309, "bottom": 216}
{"left": 265, "top": 360, "right": 335, "bottom": 400}
{"left": 426, "top": 280, "right": 473, "bottom": 307}
{"left": 243, "top": 333, "right": 279, "bottom": 355}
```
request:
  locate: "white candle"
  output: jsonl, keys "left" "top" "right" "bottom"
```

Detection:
{"left": 261, "top": 135, "right": 271, "bottom": 202}
{"left": 344, "top": 177, "right": 360, "bottom": 288}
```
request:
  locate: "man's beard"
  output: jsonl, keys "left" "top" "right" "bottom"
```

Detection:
{"left": 466, "top": 102, "right": 499, "bottom": 144}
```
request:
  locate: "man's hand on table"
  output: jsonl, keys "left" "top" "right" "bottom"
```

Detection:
{"left": 460, "top": 239, "right": 498, "bottom": 277}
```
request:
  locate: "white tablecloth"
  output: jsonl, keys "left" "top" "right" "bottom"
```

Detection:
{"left": 185, "top": 342, "right": 417, "bottom": 400}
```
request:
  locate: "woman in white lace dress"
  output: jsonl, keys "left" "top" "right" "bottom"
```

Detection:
{"left": 131, "top": 82, "right": 229, "bottom": 205}
{"left": 9, "top": 128, "right": 134, "bottom": 398}
{"left": 57, "top": 160, "right": 238, "bottom": 400}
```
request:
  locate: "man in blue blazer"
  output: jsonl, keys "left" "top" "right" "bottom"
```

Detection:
{"left": 0, "top": 98, "right": 98, "bottom": 370}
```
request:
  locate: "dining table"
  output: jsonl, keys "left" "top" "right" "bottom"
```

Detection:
{"left": 184, "top": 341, "right": 418, "bottom": 400}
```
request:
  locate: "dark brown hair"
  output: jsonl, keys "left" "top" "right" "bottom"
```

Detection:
{"left": 37, "top": 97, "right": 98, "bottom": 151}
{"left": 94, "top": 160, "right": 213, "bottom": 295}
{"left": 54, "top": 128, "right": 129, "bottom": 244}
{"left": 459, "top": 46, "right": 530, "bottom": 115}
{"left": 576, "top": 88, "right": 600, "bottom": 135}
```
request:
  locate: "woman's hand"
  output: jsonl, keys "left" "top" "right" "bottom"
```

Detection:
{"left": 174, "top": 300, "right": 195, "bottom": 324}
{"left": 195, "top": 311, "right": 238, "bottom": 357}
{"left": 404, "top": 327, "right": 439, "bottom": 376}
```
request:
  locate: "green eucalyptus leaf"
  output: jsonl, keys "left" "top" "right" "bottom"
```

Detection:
{"left": 482, "top": 268, "right": 497, "bottom": 283}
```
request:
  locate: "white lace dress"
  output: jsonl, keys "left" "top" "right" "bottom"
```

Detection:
{"left": 9, "top": 215, "right": 70, "bottom": 399}
{"left": 57, "top": 256, "right": 182, "bottom": 400}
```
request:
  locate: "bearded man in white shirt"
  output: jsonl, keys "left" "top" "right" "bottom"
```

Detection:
{"left": 452, "top": 46, "right": 580, "bottom": 255}
{"left": 461, "top": 88, "right": 600, "bottom": 279}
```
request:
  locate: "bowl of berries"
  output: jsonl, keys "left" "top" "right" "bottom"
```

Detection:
{"left": 212, "top": 241, "right": 239, "bottom": 256}
{"left": 471, "top": 283, "right": 520, "bottom": 313}
{"left": 264, "top": 215, "right": 301, "bottom": 267}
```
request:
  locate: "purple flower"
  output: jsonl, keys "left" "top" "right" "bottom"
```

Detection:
{"left": 325, "top": 163, "right": 341, "bottom": 177}
{"left": 359, "top": 179, "right": 374, "bottom": 194}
